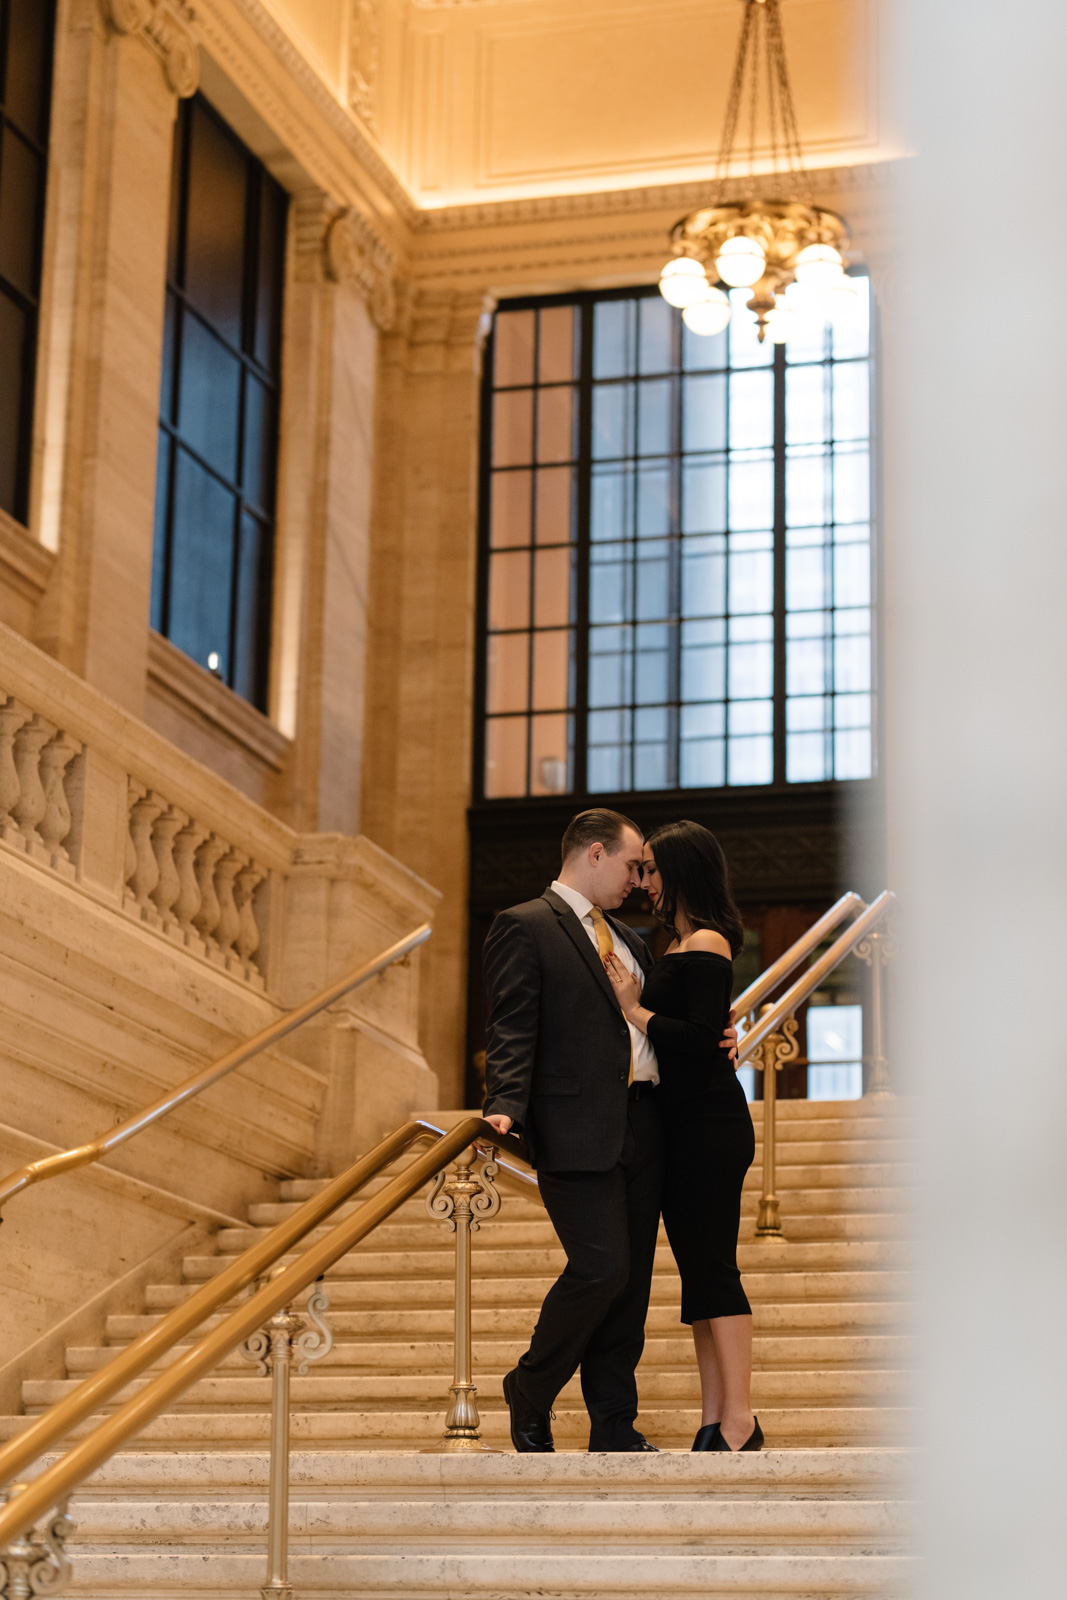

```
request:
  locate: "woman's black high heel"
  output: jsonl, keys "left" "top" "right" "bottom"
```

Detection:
{"left": 691, "top": 1423, "right": 722, "bottom": 1450}
{"left": 707, "top": 1415, "right": 764, "bottom": 1452}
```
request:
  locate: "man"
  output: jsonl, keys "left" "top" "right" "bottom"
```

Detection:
{"left": 483, "top": 807, "right": 734, "bottom": 1453}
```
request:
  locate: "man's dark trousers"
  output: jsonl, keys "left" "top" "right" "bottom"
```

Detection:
{"left": 515, "top": 1087, "right": 664, "bottom": 1451}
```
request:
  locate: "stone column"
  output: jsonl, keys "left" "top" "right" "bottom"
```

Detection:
{"left": 272, "top": 198, "right": 395, "bottom": 837}
{"left": 885, "top": 2, "right": 1067, "bottom": 1595}
{"left": 33, "top": 0, "right": 197, "bottom": 715}
{"left": 362, "top": 287, "right": 493, "bottom": 1109}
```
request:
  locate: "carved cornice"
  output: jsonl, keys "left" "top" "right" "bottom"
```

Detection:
{"left": 324, "top": 206, "right": 398, "bottom": 331}
{"left": 99, "top": 0, "right": 200, "bottom": 97}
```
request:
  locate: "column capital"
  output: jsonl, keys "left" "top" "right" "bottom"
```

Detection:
{"left": 99, "top": 0, "right": 199, "bottom": 98}
{"left": 387, "top": 286, "right": 496, "bottom": 375}
{"left": 323, "top": 206, "right": 397, "bottom": 332}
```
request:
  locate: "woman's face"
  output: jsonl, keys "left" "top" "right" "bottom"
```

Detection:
{"left": 641, "top": 846, "right": 662, "bottom": 908}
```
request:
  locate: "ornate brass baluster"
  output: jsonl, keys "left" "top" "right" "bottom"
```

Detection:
{"left": 752, "top": 1002, "right": 800, "bottom": 1238}
{"left": 423, "top": 1145, "right": 502, "bottom": 1451}
{"left": 239, "top": 1279, "right": 334, "bottom": 1600}
{"left": 855, "top": 927, "right": 895, "bottom": 1097}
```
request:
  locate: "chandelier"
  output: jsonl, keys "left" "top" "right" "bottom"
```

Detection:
{"left": 659, "top": 0, "right": 854, "bottom": 343}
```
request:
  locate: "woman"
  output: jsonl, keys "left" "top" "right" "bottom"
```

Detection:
{"left": 603, "top": 819, "right": 761, "bottom": 1453}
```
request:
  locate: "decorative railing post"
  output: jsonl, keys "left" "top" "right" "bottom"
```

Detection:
{"left": 856, "top": 927, "right": 894, "bottom": 1097}
{"left": 239, "top": 1280, "right": 333, "bottom": 1600}
{"left": 424, "top": 1146, "right": 502, "bottom": 1451}
{"left": 0, "top": 1484, "right": 74, "bottom": 1600}
{"left": 750, "top": 1003, "right": 800, "bottom": 1239}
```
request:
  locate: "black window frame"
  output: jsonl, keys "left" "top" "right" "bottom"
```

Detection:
{"left": 151, "top": 93, "right": 287, "bottom": 713}
{"left": 473, "top": 281, "right": 880, "bottom": 804}
{"left": 0, "top": 0, "right": 56, "bottom": 526}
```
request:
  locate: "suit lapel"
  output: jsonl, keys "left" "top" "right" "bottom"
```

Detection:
{"left": 542, "top": 889, "right": 621, "bottom": 1012}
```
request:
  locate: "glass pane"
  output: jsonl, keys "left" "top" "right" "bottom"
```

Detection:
{"left": 159, "top": 294, "right": 178, "bottom": 424}
{"left": 787, "top": 634, "right": 829, "bottom": 696}
{"left": 636, "top": 462, "right": 670, "bottom": 537}
{"left": 834, "top": 630, "right": 872, "bottom": 693}
{"left": 588, "top": 737, "right": 629, "bottom": 793}
{"left": 537, "top": 385, "right": 575, "bottom": 462}
{"left": 835, "top": 692, "right": 871, "bottom": 729}
{"left": 729, "top": 369, "right": 774, "bottom": 450}
{"left": 728, "top": 698, "right": 772, "bottom": 735}
{"left": 177, "top": 314, "right": 242, "bottom": 482}
{"left": 833, "top": 446, "right": 870, "bottom": 523}
{"left": 4, "top": 0, "right": 52, "bottom": 140}
{"left": 683, "top": 374, "right": 726, "bottom": 453}
{"left": 832, "top": 361, "right": 869, "bottom": 442}
{"left": 592, "top": 383, "right": 632, "bottom": 459}
{"left": 639, "top": 296, "right": 673, "bottom": 373}
{"left": 637, "top": 378, "right": 671, "bottom": 456}
{"left": 591, "top": 464, "right": 632, "bottom": 542}
{"left": 832, "top": 278, "right": 870, "bottom": 360}
{"left": 538, "top": 305, "right": 575, "bottom": 383}
{"left": 786, "top": 694, "right": 829, "bottom": 731}
{"left": 835, "top": 726, "right": 872, "bottom": 780}
{"left": 495, "top": 310, "right": 535, "bottom": 387}
{"left": 682, "top": 318, "right": 727, "bottom": 372}
{"left": 590, "top": 544, "right": 629, "bottom": 625}
{"left": 728, "top": 735, "right": 773, "bottom": 785}
{"left": 634, "top": 623, "right": 670, "bottom": 703}
{"left": 533, "top": 545, "right": 573, "bottom": 628}
{"left": 253, "top": 172, "right": 286, "bottom": 373}
{"left": 728, "top": 453, "right": 773, "bottom": 531}
{"left": 491, "top": 470, "right": 532, "bottom": 548}
{"left": 0, "top": 289, "right": 27, "bottom": 516}
{"left": 833, "top": 542, "right": 870, "bottom": 607}
{"left": 531, "top": 713, "right": 572, "bottom": 795}
{"left": 634, "top": 740, "right": 668, "bottom": 791}
{"left": 593, "top": 298, "right": 635, "bottom": 379}
{"left": 150, "top": 429, "right": 171, "bottom": 633}
{"left": 728, "top": 543, "right": 773, "bottom": 614}
{"left": 486, "top": 630, "right": 529, "bottom": 714}
{"left": 167, "top": 449, "right": 237, "bottom": 677}
{"left": 635, "top": 539, "right": 669, "bottom": 622}
{"left": 786, "top": 447, "right": 829, "bottom": 527}
{"left": 493, "top": 389, "right": 534, "bottom": 467}
{"left": 681, "top": 738, "right": 725, "bottom": 787}
{"left": 682, "top": 537, "right": 726, "bottom": 618}
{"left": 681, "top": 618, "right": 726, "bottom": 701}
{"left": 727, "top": 290, "right": 773, "bottom": 368}
{"left": 786, "top": 364, "right": 829, "bottom": 446}
{"left": 535, "top": 466, "right": 574, "bottom": 544}
{"left": 787, "top": 730, "right": 828, "bottom": 783}
{"left": 807, "top": 1003, "right": 863, "bottom": 1100}
{"left": 532, "top": 629, "right": 572, "bottom": 711}
{"left": 728, "top": 637, "right": 773, "bottom": 700}
{"left": 0, "top": 128, "right": 42, "bottom": 297}
{"left": 183, "top": 101, "right": 248, "bottom": 347}
{"left": 682, "top": 457, "right": 726, "bottom": 533}
{"left": 485, "top": 716, "right": 527, "bottom": 797}
{"left": 785, "top": 311, "right": 829, "bottom": 366}
{"left": 233, "top": 512, "right": 271, "bottom": 706}
{"left": 488, "top": 549, "right": 530, "bottom": 631}
{"left": 787, "top": 545, "right": 828, "bottom": 611}
{"left": 589, "top": 625, "right": 632, "bottom": 708}
{"left": 242, "top": 373, "right": 277, "bottom": 514}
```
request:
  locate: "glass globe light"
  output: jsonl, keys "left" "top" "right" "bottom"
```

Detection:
{"left": 766, "top": 298, "right": 800, "bottom": 344}
{"left": 793, "top": 243, "right": 844, "bottom": 287}
{"left": 659, "top": 257, "right": 709, "bottom": 308}
{"left": 714, "top": 234, "right": 766, "bottom": 288}
{"left": 682, "top": 286, "right": 732, "bottom": 337}
{"left": 823, "top": 274, "right": 860, "bottom": 321}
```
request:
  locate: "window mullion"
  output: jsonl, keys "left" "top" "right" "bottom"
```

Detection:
{"left": 574, "top": 297, "right": 594, "bottom": 796}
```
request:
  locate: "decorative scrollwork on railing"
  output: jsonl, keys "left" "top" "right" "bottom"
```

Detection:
{"left": 0, "top": 1490, "right": 74, "bottom": 1600}
{"left": 237, "top": 1326, "right": 272, "bottom": 1377}
{"left": 468, "top": 1157, "right": 501, "bottom": 1233}
{"left": 425, "top": 1150, "right": 501, "bottom": 1233}
{"left": 294, "top": 1282, "right": 334, "bottom": 1375}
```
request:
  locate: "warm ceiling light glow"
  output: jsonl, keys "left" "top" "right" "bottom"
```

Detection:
{"left": 659, "top": 256, "right": 710, "bottom": 308}
{"left": 715, "top": 234, "right": 767, "bottom": 288}
{"left": 682, "top": 287, "right": 732, "bottom": 337}
{"left": 793, "top": 243, "right": 845, "bottom": 286}
{"left": 766, "top": 298, "right": 800, "bottom": 344}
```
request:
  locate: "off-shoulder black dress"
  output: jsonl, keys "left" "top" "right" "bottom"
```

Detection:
{"left": 644, "top": 952, "right": 755, "bottom": 1324}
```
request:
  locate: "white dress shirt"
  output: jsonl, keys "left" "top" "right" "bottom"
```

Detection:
{"left": 549, "top": 879, "right": 659, "bottom": 1084}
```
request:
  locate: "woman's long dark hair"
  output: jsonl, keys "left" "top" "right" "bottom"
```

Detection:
{"left": 646, "top": 820, "right": 744, "bottom": 957}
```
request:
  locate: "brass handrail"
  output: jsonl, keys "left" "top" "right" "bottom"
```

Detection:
{"left": 0, "top": 923, "right": 433, "bottom": 1217}
{"left": 0, "top": 1116, "right": 530, "bottom": 1550}
{"left": 731, "top": 890, "right": 867, "bottom": 1017}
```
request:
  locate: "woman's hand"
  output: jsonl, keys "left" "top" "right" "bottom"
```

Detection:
{"left": 603, "top": 951, "right": 643, "bottom": 1018}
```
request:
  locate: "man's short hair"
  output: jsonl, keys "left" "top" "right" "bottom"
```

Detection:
{"left": 561, "top": 808, "right": 642, "bottom": 865}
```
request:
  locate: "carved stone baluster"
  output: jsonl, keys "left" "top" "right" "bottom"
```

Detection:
{"left": 12, "top": 715, "right": 57, "bottom": 861}
{"left": 234, "top": 859, "right": 265, "bottom": 981}
{"left": 193, "top": 834, "right": 227, "bottom": 960}
{"left": 213, "top": 848, "right": 245, "bottom": 969}
{"left": 126, "top": 791, "right": 165, "bottom": 925}
{"left": 150, "top": 806, "right": 187, "bottom": 936}
{"left": 38, "top": 733, "right": 81, "bottom": 877}
{"left": 172, "top": 820, "right": 206, "bottom": 949}
{"left": 0, "top": 698, "right": 28, "bottom": 844}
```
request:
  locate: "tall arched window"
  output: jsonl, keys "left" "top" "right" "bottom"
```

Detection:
{"left": 476, "top": 281, "right": 875, "bottom": 799}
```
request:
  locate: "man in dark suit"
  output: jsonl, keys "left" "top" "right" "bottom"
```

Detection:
{"left": 481, "top": 808, "right": 666, "bottom": 1453}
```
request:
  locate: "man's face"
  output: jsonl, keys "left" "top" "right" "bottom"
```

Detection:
{"left": 591, "top": 826, "right": 645, "bottom": 909}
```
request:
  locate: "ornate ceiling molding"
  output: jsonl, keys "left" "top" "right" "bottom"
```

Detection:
{"left": 348, "top": 0, "right": 379, "bottom": 134}
{"left": 324, "top": 207, "right": 398, "bottom": 331}
{"left": 99, "top": 0, "right": 199, "bottom": 97}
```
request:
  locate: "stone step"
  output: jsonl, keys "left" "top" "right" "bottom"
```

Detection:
{"left": 69, "top": 1333, "right": 908, "bottom": 1378}
{"left": 180, "top": 1240, "right": 907, "bottom": 1285}
{"left": 145, "top": 1269, "right": 909, "bottom": 1311}
{"left": 24, "top": 1364, "right": 905, "bottom": 1413}
{"left": 0, "top": 1405, "right": 908, "bottom": 1449}
{"left": 109, "top": 1298, "right": 909, "bottom": 1343}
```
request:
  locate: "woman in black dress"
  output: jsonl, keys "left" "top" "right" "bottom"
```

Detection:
{"left": 603, "top": 820, "right": 761, "bottom": 1453}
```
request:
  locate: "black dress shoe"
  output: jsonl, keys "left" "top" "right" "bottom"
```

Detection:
{"left": 691, "top": 1423, "right": 722, "bottom": 1451}
{"left": 503, "top": 1369, "right": 554, "bottom": 1453}
{"left": 707, "top": 1415, "right": 764, "bottom": 1452}
{"left": 615, "top": 1435, "right": 661, "bottom": 1452}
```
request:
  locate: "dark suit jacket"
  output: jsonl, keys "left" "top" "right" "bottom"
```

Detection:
{"left": 482, "top": 888, "right": 654, "bottom": 1173}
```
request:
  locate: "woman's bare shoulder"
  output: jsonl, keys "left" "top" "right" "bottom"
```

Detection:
{"left": 679, "top": 928, "right": 733, "bottom": 957}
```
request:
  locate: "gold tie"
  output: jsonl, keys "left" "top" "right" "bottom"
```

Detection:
{"left": 590, "top": 906, "right": 634, "bottom": 1088}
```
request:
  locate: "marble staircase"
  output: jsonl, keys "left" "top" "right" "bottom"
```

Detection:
{"left": 9, "top": 1098, "right": 913, "bottom": 1596}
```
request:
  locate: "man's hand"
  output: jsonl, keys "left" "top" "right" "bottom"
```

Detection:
{"left": 722, "top": 1010, "right": 740, "bottom": 1066}
{"left": 483, "top": 1113, "right": 513, "bottom": 1136}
